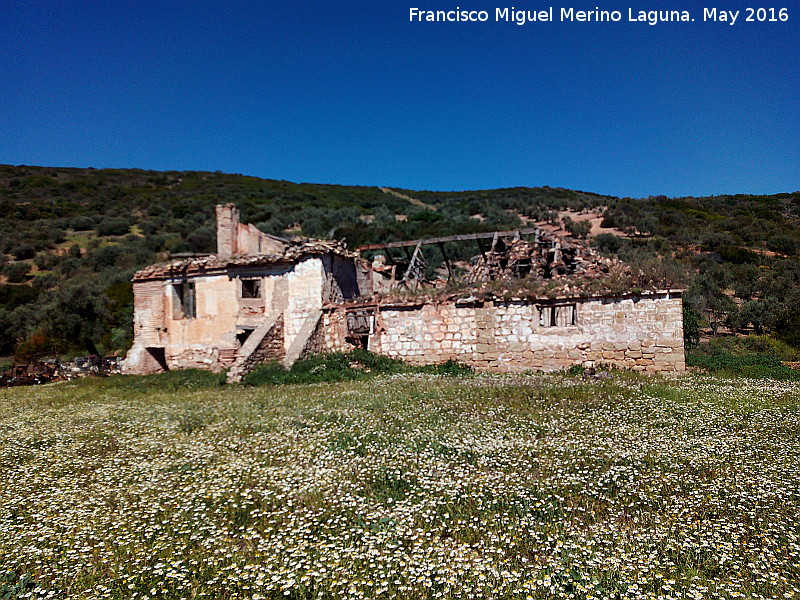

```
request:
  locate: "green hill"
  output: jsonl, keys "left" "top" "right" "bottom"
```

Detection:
{"left": 1, "top": 163, "right": 799, "bottom": 359}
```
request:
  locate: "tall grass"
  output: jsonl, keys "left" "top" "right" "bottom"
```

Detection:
{"left": 1, "top": 372, "right": 798, "bottom": 599}
{"left": 243, "top": 350, "right": 473, "bottom": 386}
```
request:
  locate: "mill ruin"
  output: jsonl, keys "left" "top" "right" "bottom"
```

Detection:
{"left": 123, "top": 204, "right": 685, "bottom": 380}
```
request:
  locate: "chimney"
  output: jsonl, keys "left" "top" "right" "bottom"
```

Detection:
{"left": 215, "top": 203, "right": 239, "bottom": 258}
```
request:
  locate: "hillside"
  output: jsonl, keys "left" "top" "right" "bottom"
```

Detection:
{"left": 1, "top": 164, "right": 799, "bottom": 359}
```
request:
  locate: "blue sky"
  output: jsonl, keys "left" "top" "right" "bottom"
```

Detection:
{"left": 1, "top": 0, "right": 798, "bottom": 197}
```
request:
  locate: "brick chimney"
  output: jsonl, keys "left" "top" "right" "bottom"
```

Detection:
{"left": 215, "top": 203, "right": 239, "bottom": 258}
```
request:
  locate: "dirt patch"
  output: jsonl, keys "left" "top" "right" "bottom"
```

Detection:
{"left": 380, "top": 187, "right": 437, "bottom": 212}
{"left": 558, "top": 209, "right": 628, "bottom": 238}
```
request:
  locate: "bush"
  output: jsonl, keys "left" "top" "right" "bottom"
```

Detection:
{"left": 11, "top": 244, "right": 35, "bottom": 260}
{"left": 418, "top": 359, "right": 474, "bottom": 376}
{"left": 96, "top": 217, "right": 131, "bottom": 237}
{"left": 717, "top": 245, "right": 760, "bottom": 265}
{"left": 0, "top": 571, "right": 42, "bottom": 598}
{"left": 773, "top": 308, "right": 800, "bottom": 350}
{"left": 70, "top": 215, "right": 96, "bottom": 231}
{"left": 15, "top": 332, "right": 61, "bottom": 361}
{"left": 687, "top": 336, "right": 800, "bottom": 380}
{"left": 683, "top": 304, "right": 701, "bottom": 350}
{"left": 0, "top": 284, "right": 40, "bottom": 310}
{"left": 591, "top": 233, "right": 625, "bottom": 256}
{"left": 244, "top": 351, "right": 395, "bottom": 386}
{"left": 1, "top": 262, "right": 32, "bottom": 283}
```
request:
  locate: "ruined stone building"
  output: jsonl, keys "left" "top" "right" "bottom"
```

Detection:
{"left": 123, "top": 204, "right": 685, "bottom": 379}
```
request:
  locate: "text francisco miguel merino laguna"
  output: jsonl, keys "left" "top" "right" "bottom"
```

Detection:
{"left": 409, "top": 7, "right": 788, "bottom": 25}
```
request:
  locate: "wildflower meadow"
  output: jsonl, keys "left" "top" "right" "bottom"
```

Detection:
{"left": 1, "top": 372, "right": 798, "bottom": 599}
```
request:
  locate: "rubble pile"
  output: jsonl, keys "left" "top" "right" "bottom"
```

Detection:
{"left": 0, "top": 356, "right": 122, "bottom": 387}
{"left": 465, "top": 231, "right": 628, "bottom": 284}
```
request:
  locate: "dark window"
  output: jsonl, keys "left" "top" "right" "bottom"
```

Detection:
{"left": 173, "top": 282, "right": 196, "bottom": 319}
{"left": 241, "top": 278, "right": 262, "bottom": 299}
{"left": 346, "top": 309, "right": 375, "bottom": 335}
{"left": 539, "top": 303, "right": 576, "bottom": 327}
{"left": 236, "top": 328, "right": 253, "bottom": 347}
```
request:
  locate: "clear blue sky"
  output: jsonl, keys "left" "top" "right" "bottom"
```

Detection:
{"left": 1, "top": 0, "right": 798, "bottom": 198}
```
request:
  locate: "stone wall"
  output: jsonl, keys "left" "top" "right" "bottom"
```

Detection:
{"left": 324, "top": 292, "right": 685, "bottom": 373}
{"left": 284, "top": 257, "right": 326, "bottom": 352}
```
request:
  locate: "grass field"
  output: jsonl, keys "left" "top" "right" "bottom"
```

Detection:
{"left": 1, "top": 372, "right": 799, "bottom": 599}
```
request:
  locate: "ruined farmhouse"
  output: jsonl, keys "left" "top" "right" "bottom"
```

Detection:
{"left": 123, "top": 204, "right": 685, "bottom": 379}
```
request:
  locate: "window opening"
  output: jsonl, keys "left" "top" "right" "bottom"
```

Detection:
{"left": 173, "top": 282, "right": 196, "bottom": 319}
{"left": 539, "top": 303, "right": 576, "bottom": 327}
{"left": 241, "top": 278, "right": 262, "bottom": 299}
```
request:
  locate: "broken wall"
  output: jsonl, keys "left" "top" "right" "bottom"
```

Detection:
{"left": 124, "top": 257, "right": 330, "bottom": 375}
{"left": 324, "top": 292, "right": 685, "bottom": 373}
{"left": 236, "top": 222, "right": 287, "bottom": 256}
{"left": 216, "top": 203, "right": 287, "bottom": 257}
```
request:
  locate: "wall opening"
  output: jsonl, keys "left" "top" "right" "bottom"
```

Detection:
{"left": 241, "top": 278, "right": 262, "bottom": 299}
{"left": 236, "top": 327, "right": 254, "bottom": 347}
{"left": 172, "top": 282, "right": 196, "bottom": 319}
{"left": 539, "top": 303, "right": 577, "bottom": 327}
{"left": 145, "top": 347, "right": 169, "bottom": 372}
{"left": 345, "top": 334, "right": 369, "bottom": 350}
{"left": 346, "top": 308, "right": 374, "bottom": 350}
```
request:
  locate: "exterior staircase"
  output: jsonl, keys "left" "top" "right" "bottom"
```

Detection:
{"left": 226, "top": 311, "right": 283, "bottom": 383}
{"left": 282, "top": 309, "right": 323, "bottom": 369}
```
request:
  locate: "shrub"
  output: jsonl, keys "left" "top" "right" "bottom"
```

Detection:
{"left": 773, "top": 308, "right": 800, "bottom": 350}
{"left": 1, "top": 262, "right": 32, "bottom": 283}
{"left": 591, "top": 233, "right": 625, "bottom": 255}
{"left": 687, "top": 336, "right": 800, "bottom": 380}
{"left": 96, "top": 217, "right": 131, "bottom": 237}
{"left": 70, "top": 215, "right": 95, "bottom": 231}
{"left": 419, "top": 359, "right": 474, "bottom": 376}
{"left": 73, "top": 369, "right": 227, "bottom": 392}
{"left": 0, "top": 571, "right": 41, "bottom": 598}
{"left": 0, "top": 284, "right": 40, "bottom": 310}
{"left": 11, "top": 244, "right": 35, "bottom": 260}
{"left": 683, "top": 304, "right": 701, "bottom": 350}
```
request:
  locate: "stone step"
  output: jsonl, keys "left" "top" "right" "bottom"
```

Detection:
{"left": 282, "top": 309, "right": 323, "bottom": 369}
{"left": 227, "top": 311, "right": 283, "bottom": 383}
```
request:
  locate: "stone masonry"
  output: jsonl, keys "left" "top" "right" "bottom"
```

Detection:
{"left": 324, "top": 291, "right": 685, "bottom": 373}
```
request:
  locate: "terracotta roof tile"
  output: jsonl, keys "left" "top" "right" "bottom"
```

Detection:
{"left": 133, "top": 240, "right": 354, "bottom": 281}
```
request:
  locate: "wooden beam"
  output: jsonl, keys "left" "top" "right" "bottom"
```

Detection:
{"left": 476, "top": 237, "right": 487, "bottom": 257}
{"left": 357, "top": 227, "right": 540, "bottom": 251}
{"left": 402, "top": 242, "right": 424, "bottom": 283}
{"left": 438, "top": 242, "right": 453, "bottom": 280}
